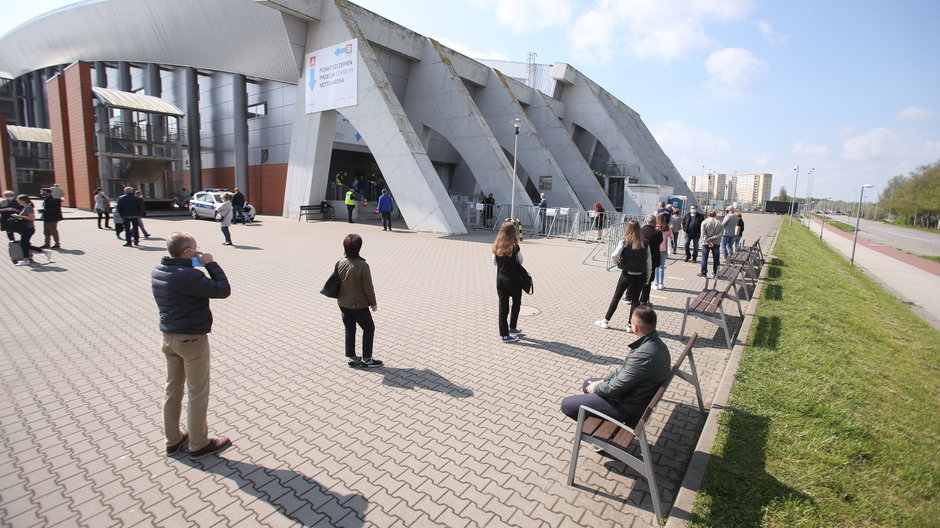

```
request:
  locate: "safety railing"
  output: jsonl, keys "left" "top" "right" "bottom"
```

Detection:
{"left": 460, "top": 201, "right": 507, "bottom": 231}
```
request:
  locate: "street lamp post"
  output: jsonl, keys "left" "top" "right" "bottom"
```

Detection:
{"left": 788, "top": 165, "right": 800, "bottom": 226}
{"left": 806, "top": 167, "right": 815, "bottom": 213}
{"left": 509, "top": 118, "right": 523, "bottom": 225}
{"left": 820, "top": 197, "right": 830, "bottom": 239}
{"left": 850, "top": 184, "right": 874, "bottom": 265}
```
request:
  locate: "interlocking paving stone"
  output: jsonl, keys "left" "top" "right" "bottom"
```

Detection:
{"left": 0, "top": 211, "right": 779, "bottom": 526}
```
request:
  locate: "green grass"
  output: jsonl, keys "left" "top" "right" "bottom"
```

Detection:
{"left": 885, "top": 219, "right": 940, "bottom": 233}
{"left": 690, "top": 223, "right": 940, "bottom": 527}
{"left": 921, "top": 255, "right": 940, "bottom": 264}
{"left": 812, "top": 214, "right": 856, "bottom": 232}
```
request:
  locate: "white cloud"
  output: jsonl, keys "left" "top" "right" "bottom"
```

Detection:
{"left": 791, "top": 142, "right": 831, "bottom": 158}
{"left": 705, "top": 47, "right": 768, "bottom": 97}
{"left": 470, "top": 0, "right": 573, "bottom": 34}
{"left": 752, "top": 154, "right": 772, "bottom": 168}
{"left": 756, "top": 20, "right": 789, "bottom": 44}
{"left": 434, "top": 37, "right": 509, "bottom": 61}
{"left": 896, "top": 106, "right": 933, "bottom": 122}
{"left": 842, "top": 127, "right": 940, "bottom": 160}
{"left": 652, "top": 120, "right": 732, "bottom": 154}
{"left": 568, "top": 0, "right": 755, "bottom": 62}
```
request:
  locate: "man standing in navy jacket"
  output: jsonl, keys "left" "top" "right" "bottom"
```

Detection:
{"left": 152, "top": 231, "right": 232, "bottom": 460}
{"left": 116, "top": 186, "right": 143, "bottom": 247}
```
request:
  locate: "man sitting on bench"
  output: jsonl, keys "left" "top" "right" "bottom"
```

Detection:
{"left": 560, "top": 306, "right": 671, "bottom": 427}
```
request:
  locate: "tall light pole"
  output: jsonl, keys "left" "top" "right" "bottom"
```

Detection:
{"left": 788, "top": 165, "right": 800, "bottom": 226}
{"left": 509, "top": 118, "right": 523, "bottom": 223}
{"left": 820, "top": 197, "right": 830, "bottom": 239}
{"left": 850, "top": 184, "right": 874, "bottom": 265}
{"left": 806, "top": 167, "right": 815, "bottom": 212}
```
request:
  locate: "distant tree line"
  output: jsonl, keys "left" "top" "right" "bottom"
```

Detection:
{"left": 878, "top": 160, "right": 940, "bottom": 229}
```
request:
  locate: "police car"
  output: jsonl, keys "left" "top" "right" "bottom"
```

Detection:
{"left": 189, "top": 189, "right": 256, "bottom": 222}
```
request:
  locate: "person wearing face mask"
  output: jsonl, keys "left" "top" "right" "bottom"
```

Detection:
{"left": 682, "top": 205, "right": 704, "bottom": 262}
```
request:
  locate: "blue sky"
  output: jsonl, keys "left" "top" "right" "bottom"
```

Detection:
{"left": 3, "top": 0, "right": 939, "bottom": 203}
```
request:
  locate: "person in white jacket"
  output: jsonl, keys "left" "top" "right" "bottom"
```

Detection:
{"left": 215, "top": 193, "right": 234, "bottom": 246}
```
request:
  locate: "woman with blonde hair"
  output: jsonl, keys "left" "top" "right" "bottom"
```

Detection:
{"left": 215, "top": 193, "right": 234, "bottom": 245}
{"left": 595, "top": 219, "right": 650, "bottom": 332}
{"left": 492, "top": 222, "right": 525, "bottom": 343}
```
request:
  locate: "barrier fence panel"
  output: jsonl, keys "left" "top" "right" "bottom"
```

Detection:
{"left": 460, "top": 201, "right": 509, "bottom": 231}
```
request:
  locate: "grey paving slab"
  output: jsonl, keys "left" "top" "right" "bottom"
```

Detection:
{"left": 0, "top": 212, "right": 779, "bottom": 527}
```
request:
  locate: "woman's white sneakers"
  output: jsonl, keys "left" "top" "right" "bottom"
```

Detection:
{"left": 594, "top": 320, "right": 609, "bottom": 329}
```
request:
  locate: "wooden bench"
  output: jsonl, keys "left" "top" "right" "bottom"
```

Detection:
{"left": 707, "top": 262, "right": 753, "bottom": 301}
{"left": 298, "top": 203, "right": 334, "bottom": 222}
{"left": 681, "top": 276, "right": 742, "bottom": 349}
{"left": 567, "top": 333, "right": 706, "bottom": 525}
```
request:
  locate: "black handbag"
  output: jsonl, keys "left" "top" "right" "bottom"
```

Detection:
{"left": 4, "top": 217, "right": 26, "bottom": 234}
{"left": 520, "top": 265, "right": 533, "bottom": 295}
{"left": 320, "top": 262, "right": 341, "bottom": 298}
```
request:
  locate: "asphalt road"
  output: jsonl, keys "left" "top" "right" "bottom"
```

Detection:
{"left": 828, "top": 215, "right": 940, "bottom": 257}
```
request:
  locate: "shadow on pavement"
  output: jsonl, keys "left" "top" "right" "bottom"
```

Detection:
{"left": 28, "top": 265, "right": 68, "bottom": 272}
{"left": 53, "top": 248, "right": 85, "bottom": 255}
{"left": 179, "top": 457, "right": 368, "bottom": 527}
{"left": 367, "top": 367, "right": 473, "bottom": 398}
{"left": 233, "top": 245, "right": 263, "bottom": 250}
{"left": 517, "top": 337, "right": 622, "bottom": 366}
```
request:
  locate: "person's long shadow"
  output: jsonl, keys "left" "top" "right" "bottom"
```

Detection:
{"left": 516, "top": 337, "right": 622, "bottom": 366}
{"left": 54, "top": 248, "right": 85, "bottom": 255}
{"left": 233, "top": 245, "right": 263, "bottom": 250}
{"left": 364, "top": 367, "right": 473, "bottom": 398}
{"left": 178, "top": 457, "right": 368, "bottom": 527}
{"left": 29, "top": 264, "right": 68, "bottom": 272}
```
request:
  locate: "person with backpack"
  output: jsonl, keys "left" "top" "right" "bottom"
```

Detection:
{"left": 595, "top": 219, "right": 650, "bottom": 333}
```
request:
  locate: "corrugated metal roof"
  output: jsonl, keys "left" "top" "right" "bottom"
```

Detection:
{"left": 92, "top": 87, "right": 185, "bottom": 117}
{"left": 7, "top": 126, "right": 53, "bottom": 143}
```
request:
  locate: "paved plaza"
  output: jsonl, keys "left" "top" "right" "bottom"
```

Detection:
{"left": 0, "top": 211, "right": 780, "bottom": 527}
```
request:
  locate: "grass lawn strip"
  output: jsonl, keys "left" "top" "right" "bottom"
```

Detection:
{"left": 689, "top": 222, "right": 940, "bottom": 527}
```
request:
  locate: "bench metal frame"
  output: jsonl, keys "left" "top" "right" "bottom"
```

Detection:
{"left": 681, "top": 278, "right": 742, "bottom": 349}
{"left": 567, "top": 334, "right": 706, "bottom": 525}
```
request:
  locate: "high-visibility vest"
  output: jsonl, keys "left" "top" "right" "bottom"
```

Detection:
{"left": 345, "top": 191, "right": 356, "bottom": 205}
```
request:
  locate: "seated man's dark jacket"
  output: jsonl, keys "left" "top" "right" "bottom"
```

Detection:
{"left": 152, "top": 257, "right": 231, "bottom": 334}
{"left": 116, "top": 192, "right": 144, "bottom": 218}
{"left": 593, "top": 330, "right": 671, "bottom": 423}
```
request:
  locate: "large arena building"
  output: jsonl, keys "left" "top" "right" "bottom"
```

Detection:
{"left": 0, "top": 0, "right": 696, "bottom": 234}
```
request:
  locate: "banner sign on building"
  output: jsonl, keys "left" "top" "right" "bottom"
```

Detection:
{"left": 304, "top": 38, "right": 358, "bottom": 114}
{"left": 539, "top": 175, "right": 552, "bottom": 191}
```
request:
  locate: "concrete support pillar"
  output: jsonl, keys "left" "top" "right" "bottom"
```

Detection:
{"left": 31, "top": 71, "right": 45, "bottom": 128}
{"left": 145, "top": 63, "right": 164, "bottom": 153}
{"left": 94, "top": 62, "right": 108, "bottom": 87}
{"left": 282, "top": 98, "right": 336, "bottom": 218}
{"left": 12, "top": 78, "right": 23, "bottom": 127}
{"left": 185, "top": 67, "right": 201, "bottom": 190}
{"left": 232, "top": 73, "right": 249, "bottom": 196}
{"left": 118, "top": 62, "right": 132, "bottom": 129}
{"left": 0, "top": 115, "right": 13, "bottom": 191}
{"left": 94, "top": 62, "right": 110, "bottom": 191}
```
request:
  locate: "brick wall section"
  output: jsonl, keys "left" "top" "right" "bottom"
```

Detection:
{"left": 250, "top": 163, "right": 287, "bottom": 215}
{"left": 0, "top": 115, "right": 12, "bottom": 191}
{"left": 64, "top": 62, "right": 97, "bottom": 210}
{"left": 46, "top": 75, "right": 72, "bottom": 205}
{"left": 189, "top": 164, "right": 287, "bottom": 215}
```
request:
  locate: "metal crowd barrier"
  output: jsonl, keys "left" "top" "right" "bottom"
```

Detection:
{"left": 460, "top": 201, "right": 507, "bottom": 231}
